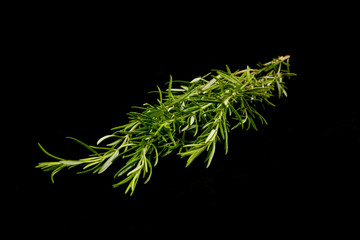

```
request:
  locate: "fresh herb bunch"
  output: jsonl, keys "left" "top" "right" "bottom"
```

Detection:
{"left": 37, "top": 55, "right": 295, "bottom": 195}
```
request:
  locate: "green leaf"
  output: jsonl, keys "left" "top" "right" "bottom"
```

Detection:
{"left": 97, "top": 135, "right": 117, "bottom": 145}
{"left": 217, "top": 71, "right": 238, "bottom": 84}
{"left": 157, "top": 85, "right": 163, "bottom": 103}
{"left": 98, "top": 150, "right": 119, "bottom": 174}
{"left": 166, "top": 129, "right": 176, "bottom": 145}
{"left": 190, "top": 77, "right": 202, "bottom": 83}
{"left": 168, "top": 75, "right": 174, "bottom": 99}
{"left": 185, "top": 148, "right": 204, "bottom": 167}
{"left": 195, "top": 99, "right": 222, "bottom": 104}
{"left": 59, "top": 160, "right": 82, "bottom": 166}
{"left": 113, "top": 173, "right": 135, "bottom": 188}
{"left": 38, "top": 143, "right": 68, "bottom": 162}
{"left": 66, "top": 137, "right": 100, "bottom": 156}
{"left": 50, "top": 165, "right": 65, "bottom": 183}
{"left": 183, "top": 105, "right": 201, "bottom": 113}
{"left": 202, "top": 78, "right": 217, "bottom": 91}
{"left": 149, "top": 144, "right": 158, "bottom": 167}
{"left": 222, "top": 114, "right": 229, "bottom": 155}
{"left": 115, "top": 162, "right": 137, "bottom": 178}
{"left": 226, "top": 65, "right": 231, "bottom": 74}
{"left": 205, "top": 129, "right": 217, "bottom": 144}
{"left": 228, "top": 103, "right": 244, "bottom": 127}
{"left": 144, "top": 158, "right": 153, "bottom": 184}
{"left": 206, "top": 141, "right": 216, "bottom": 168}
{"left": 247, "top": 115, "right": 258, "bottom": 131}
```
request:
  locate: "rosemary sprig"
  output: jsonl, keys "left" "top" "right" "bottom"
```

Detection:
{"left": 37, "top": 55, "right": 296, "bottom": 195}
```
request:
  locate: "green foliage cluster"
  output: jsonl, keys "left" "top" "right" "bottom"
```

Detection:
{"left": 37, "top": 55, "right": 295, "bottom": 195}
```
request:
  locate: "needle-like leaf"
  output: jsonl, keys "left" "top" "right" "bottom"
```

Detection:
{"left": 37, "top": 55, "right": 295, "bottom": 195}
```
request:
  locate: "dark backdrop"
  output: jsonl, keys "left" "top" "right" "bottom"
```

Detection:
{"left": 8, "top": 3, "right": 357, "bottom": 237}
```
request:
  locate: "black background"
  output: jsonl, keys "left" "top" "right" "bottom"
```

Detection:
{"left": 7, "top": 2, "right": 358, "bottom": 237}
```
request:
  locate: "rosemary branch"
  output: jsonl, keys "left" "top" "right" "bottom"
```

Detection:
{"left": 37, "top": 55, "right": 296, "bottom": 195}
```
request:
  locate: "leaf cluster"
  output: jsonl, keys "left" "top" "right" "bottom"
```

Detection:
{"left": 37, "top": 55, "right": 296, "bottom": 195}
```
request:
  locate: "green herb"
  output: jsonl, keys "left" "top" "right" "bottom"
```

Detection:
{"left": 37, "top": 55, "right": 296, "bottom": 195}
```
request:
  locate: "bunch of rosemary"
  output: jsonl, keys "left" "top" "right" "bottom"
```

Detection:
{"left": 37, "top": 55, "right": 295, "bottom": 195}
